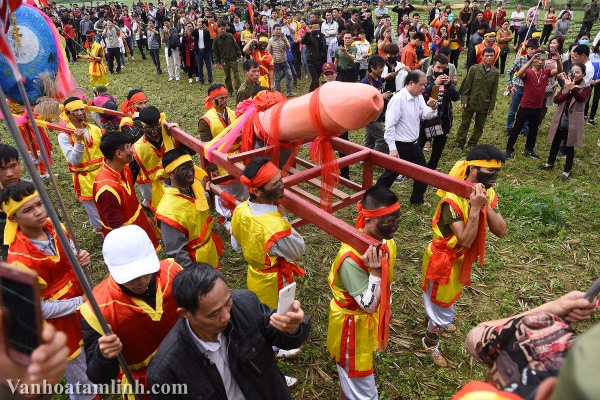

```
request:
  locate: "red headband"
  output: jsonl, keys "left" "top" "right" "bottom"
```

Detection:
{"left": 204, "top": 87, "right": 229, "bottom": 110}
{"left": 120, "top": 92, "right": 147, "bottom": 115}
{"left": 240, "top": 162, "right": 279, "bottom": 192}
{"left": 355, "top": 202, "right": 400, "bottom": 229}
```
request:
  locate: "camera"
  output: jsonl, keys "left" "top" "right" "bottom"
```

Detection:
{"left": 538, "top": 51, "right": 550, "bottom": 60}
{"left": 568, "top": 71, "right": 576, "bottom": 80}
{"left": 443, "top": 67, "right": 449, "bottom": 76}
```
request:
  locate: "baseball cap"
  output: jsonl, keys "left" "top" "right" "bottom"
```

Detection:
{"left": 102, "top": 225, "right": 160, "bottom": 284}
{"left": 322, "top": 62, "right": 336, "bottom": 74}
{"left": 526, "top": 39, "right": 540, "bottom": 48}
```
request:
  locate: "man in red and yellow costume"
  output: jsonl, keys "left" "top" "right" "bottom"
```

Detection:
{"left": 421, "top": 144, "right": 507, "bottom": 367}
{"left": 93, "top": 131, "right": 160, "bottom": 250}
{"left": 155, "top": 148, "right": 223, "bottom": 268}
{"left": 57, "top": 97, "right": 104, "bottom": 235}
{"left": 80, "top": 225, "right": 182, "bottom": 400}
{"left": 119, "top": 89, "right": 149, "bottom": 142}
{"left": 243, "top": 35, "right": 275, "bottom": 90}
{"left": 231, "top": 157, "right": 305, "bottom": 309}
{"left": 198, "top": 84, "right": 248, "bottom": 230}
{"left": 1, "top": 181, "right": 97, "bottom": 399}
{"left": 130, "top": 106, "right": 178, "bottom": 211}
{"left": 474, "top": 31, "right": 500, "bottom": 65}
{"left": 78, "top": 31, "right": 108, "bottom": 88}
{"left": 326, "top": 185, "right": 399, "bottom": 400}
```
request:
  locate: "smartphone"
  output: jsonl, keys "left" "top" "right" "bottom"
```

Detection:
{"left": 431, "top": 85, "right": 439, "bottom": 99}
{"left": 538, "top": 52, "right": 550, "bottom": 60}
{"left": 443, "top": 67, "right": 450, "bottom": 76}
{"left": 276, "top": 281, "right": 296, "bottom": 316}
{"left": 0, "top": 262, "right": 42, "bottom": 365}
{"left": 584, "top": 276, "right": 600, "bottom": 301}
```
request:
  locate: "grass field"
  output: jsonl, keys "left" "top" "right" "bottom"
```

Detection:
{"left": 3, "top": 2, "right": 600, "bottom": 399}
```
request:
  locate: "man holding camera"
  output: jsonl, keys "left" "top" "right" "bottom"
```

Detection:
{"left": 243, "top": 35, "right": 274, "bottom": 90}
{"left": 421, "top": 54, "right": 460, "bottom": 171}
{"left": 301, "top": 23, "right": 328, "bottom": 92}
{"left": 212, "top": 21, "right": 243, "bottom": 95}
{"left": 102, "top": 19, "right": 122, "bottom": 74}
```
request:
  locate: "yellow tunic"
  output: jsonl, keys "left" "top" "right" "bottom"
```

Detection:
{"left": 231, "top": 200, "right": 303, "bottom": 309}
{"left": 155, "top": 182, "right": 222, "bottom": 269}
{"left": 326, "top": 239, "right": 396, "bottom": 377}
{"left": 421, "top": 188, "right": 497, "bottom": 306}
{"left": 86, "top": 41, "right": 108, "bottom": 88}
{"left": 62, "top": 122, "right": 104, "bottom": 201}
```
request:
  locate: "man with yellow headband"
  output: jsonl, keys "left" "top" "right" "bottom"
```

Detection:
{"left": 0, "top": 181, "right": 97, "bottom": 399}
{"left": 420, "top": 144, "right": 507, "bottom": 367}
{"left": 231, "top": 157, "right": 305, "bottom": 376}
{"left": 129, "top": 106, "right": 179, "bottom": 211}
{"left": 474, "top": 30, "right": 500, "bottom": 66}
{"left": 155, "top": 148, "right": 223, "bottom": 268}
{"left": 243, "top": 34, "right": 275, "bottom": 90}
{"left": 326, "top": 185, "right": 399, "bottom": 400}
{"left": 93, "top": 131, "right": 160, "bottom": 250}
{"left": 57, "top": 97, "right": 104, "bottom": 235}
{"left": 119, "top": 89, "right": 149, "bottom": 142}
{"left": 199, "top": 84, "right": 248, "bottom": 231}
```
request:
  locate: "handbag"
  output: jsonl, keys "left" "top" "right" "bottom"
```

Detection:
{"left": 500, "top": 46, "right": 510, "bottom": 56}
{"left": 559, "top": 111, "right": 569, "bottom": 129}
{"left": 422, "top": 116, "right": 444, "bottom": 138}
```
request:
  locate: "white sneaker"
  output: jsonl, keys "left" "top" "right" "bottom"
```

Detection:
{"left": 277, "top": 348, "right": 301, "bottom": 360}
{"left": 189, "top": 78, "right": 193, "bottom": 84}
{"left": 131, "top": 56, "right": 135, "bottom": 61}
{"left": 176, "top": 77, "right": 180, "bottom": 81}
{"left": 195, "top": 77, "right": 200, "bottom": 82}
{"left": 168, "top": 77, "right": 174, "bottom": 82}
{"left": 285, "top": 376, "right": 298, "bottom": 388}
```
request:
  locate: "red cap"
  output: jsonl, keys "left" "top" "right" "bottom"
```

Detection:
{"left": 322, "top": 62, "right": 337, "bottom": 74}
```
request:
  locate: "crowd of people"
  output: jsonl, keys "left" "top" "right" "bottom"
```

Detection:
{"left": 2, "top": 0, "right": 600, "bottom": 399}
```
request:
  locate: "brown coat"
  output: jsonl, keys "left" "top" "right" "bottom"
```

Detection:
{"left": 547, "top": 82, "right": 591, "bottom": 147}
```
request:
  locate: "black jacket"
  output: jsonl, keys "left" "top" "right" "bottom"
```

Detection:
{"left": 423, "top": 75, "right": 460, "bottom": 121}
{"left": 192, "top": 28, "right": 212, "bottom": 51}
{"left": 147, "top": 290, "right": 311, "bottom": 400}
{"left": 301, "top": 31, "right": 327, "bottom": 65}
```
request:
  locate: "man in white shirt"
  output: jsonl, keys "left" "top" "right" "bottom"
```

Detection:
{"left": 321, "top": 10, "right": 339, "bottom": 46}
{"left": 376, "top": 70, "right": 438, "bottom": 206}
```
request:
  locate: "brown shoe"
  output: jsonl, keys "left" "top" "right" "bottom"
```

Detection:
{"left": 443, "top": 324, "right": 457, "bottom": 334}
{"left": 422, "top": 338, "right": 448, "bottom": 367}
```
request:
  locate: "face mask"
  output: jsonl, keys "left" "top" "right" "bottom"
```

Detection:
{"left": 387, "top": 56, "right": 397, "bottom": 63}
{"left": 313, "top": 29, "right": 320, "bottom": 34}
{"left": 476, "top": 169, "right": 498, "bottom": 189}
{"left": 579, "top": 39, "right": 589, "bottom": 45}
{"left": 433, "top": 71, "right": 443, "bottom": 78}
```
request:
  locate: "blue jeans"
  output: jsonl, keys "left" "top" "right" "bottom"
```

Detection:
{"left": 274, "top": 61, "right": 293, "bottom": 94}
{"left": 195, "top": 49, "right": 213, "bottom": 83}
{"left": 301, "top": 47, "right": 308, "bottom": 76}
{"left": 506, "top": 87, "right": 529, "bottom": 132}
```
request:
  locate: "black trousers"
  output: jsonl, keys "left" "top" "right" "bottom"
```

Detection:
{"left": 376, "top": 140, "right": 428, "bottom": 204}
{"left": 308, "top": 63, "right": 322, "bottom": 92}
{"left": 137, "top": 38, "right": 148, "bottom": 59}
{"left": 548, "top": 127, "right": 575, "bottom": 172}
{"left": 506, "top": 106, "right": 542, "bottom": 152}
{"left": 418, "top": 116, "right": 452, "bottom": 171}
{"left": 336, "top": 68, "right": 355, "bottom": 82}
{"left": 106, "top": 47, "right": 121, "bottom": 73}
{"left": 540, "top": 24, "right": 553, "bottom": 45}
{"left": 585, "top": 84, "right": 600, "bottom": 119}
{"left": 291, "top": 42, "right": 301, "bottom": 78}
{"left": 149, "top": 48, "right": 161, "bottom": 72}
